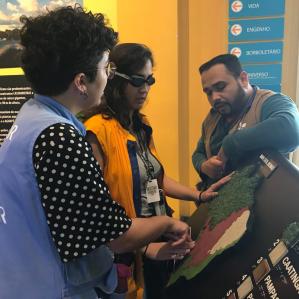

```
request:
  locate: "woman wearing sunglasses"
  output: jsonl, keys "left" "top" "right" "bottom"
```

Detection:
{"left": 84, "top": 43, "right": 229, "bottom": 299}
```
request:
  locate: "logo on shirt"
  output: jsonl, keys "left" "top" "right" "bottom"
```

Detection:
{"left": 238, "top": 122, "right": 247, "bottom": 130}
{"left": 6, "top": 125, "right": 18, "bottom": 141}
{"left": 0, "top": 206, "right": 7, "bottom": 224}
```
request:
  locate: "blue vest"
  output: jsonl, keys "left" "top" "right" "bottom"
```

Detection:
{"left": 0, "top": 95, "right": 117, "bottom": 299}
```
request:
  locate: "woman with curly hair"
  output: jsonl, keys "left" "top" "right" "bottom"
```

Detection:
{"left": 0, "top": 7, "right": 194, "bottom": 299}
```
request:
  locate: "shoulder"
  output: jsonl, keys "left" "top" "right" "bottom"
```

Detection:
{"left": 260, "top": 91, "right": 298, "bottom": 119}
{"left": 84, "top": 114, "right": 118, "bottom": 135}
{"left": 38, "top": 122, "right": 81, "bottom": 140}
{"left": 33, "top": 123, "right": 86, "bottom": 164}
{"left": 260, "top": 91, "right": 295, "bottom": 108}
{"left": 256, "top": 89, "right": 276, "bottom": 98}
{"left": 84, "top": 114, "right": 106, "bottom": 128}
{"left": 256, "top": 88, "right": 293, "bottom": 104}
{"left": 252, "top": 89, "right": 276, "bottom": 107}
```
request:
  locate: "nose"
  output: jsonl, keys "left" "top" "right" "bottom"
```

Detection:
{"left": 139, "top": 83, "right": 150, "bottom": 92}
{"left": 210, "top": 91, "right": 221, "bottom": 103}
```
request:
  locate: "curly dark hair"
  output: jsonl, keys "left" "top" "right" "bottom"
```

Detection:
{"left": 83, "top": 43, "right": 154, "bottom": 130}
{"left": 20, "top": 5, "right": 118, "bottom": 96}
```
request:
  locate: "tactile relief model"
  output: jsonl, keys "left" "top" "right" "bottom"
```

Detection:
{"left": 282, "top": 222, "right": 299, "bottom": 247}
{"left": 168, "top": 165, "right": 263, "bottom": 285}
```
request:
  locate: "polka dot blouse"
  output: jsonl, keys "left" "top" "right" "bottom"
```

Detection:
{"left": 33, "top": 123, "right": 132, "bottom": 262}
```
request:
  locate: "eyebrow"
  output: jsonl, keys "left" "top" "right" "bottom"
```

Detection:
{"left": 203, "top": 81, "right": 226, "bottom": 90}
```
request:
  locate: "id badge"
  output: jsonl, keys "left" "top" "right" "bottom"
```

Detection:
{"left": 146, "top": 179, "right": 160, "bottom": 203}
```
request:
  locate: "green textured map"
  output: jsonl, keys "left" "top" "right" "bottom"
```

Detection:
{"left": 168, "top": 165, "right": 263, "bottom": 285}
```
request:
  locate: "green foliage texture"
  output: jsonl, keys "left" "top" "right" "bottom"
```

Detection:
{"left": 207, "top": 165, "right": 263, "bottom": 229}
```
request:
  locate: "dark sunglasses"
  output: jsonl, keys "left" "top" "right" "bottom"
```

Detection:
{"left": 114, "top": 71, "right": 155, "bottom": 87}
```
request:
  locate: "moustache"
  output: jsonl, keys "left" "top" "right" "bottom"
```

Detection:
{"left": 213, "top": 100, "right": 226, "bottom": 109}
{"left": 212, "top": 101, "right": 233, "bottom": 115}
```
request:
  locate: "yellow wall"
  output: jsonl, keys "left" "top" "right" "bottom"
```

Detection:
{"left": 186, "top": 0, "right": 228, "bottom": 214}
{"left": 117, "top": 0, "right": 180, "bottom": 217}
{"left": 84, "top": 0, "right": 118, "bottom": 29}
{"left": 188, "top": 0, "right": 228, "bottom": 183}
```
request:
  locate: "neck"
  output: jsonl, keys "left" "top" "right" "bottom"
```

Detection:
{"left": 238, "top": 84, "right": 254, "bottom": 112}
{"left": 224, "top": 85, "right": 255, "bottom": 123}
{"left": 128, "top": 110, "right": 134, "bottom": 130}
{"left": 246, "top": 84, "right": 254, "bottom": 98}
{"left": 53, "top": 92, "right": 81, "bottom": 115}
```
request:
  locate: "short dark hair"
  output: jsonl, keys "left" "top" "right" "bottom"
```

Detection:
{"left": 20, "top": 5, "right": 118, "bottom": 96}
{"left": 199, "top": 54, "right": 243, "bottom": 78}
{"left": 84, "top": 43, "right": 154, "bottom": 130}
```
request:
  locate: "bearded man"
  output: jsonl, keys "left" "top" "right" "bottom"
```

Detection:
{"left": 192, "top": 54, "right": 299, "bottom": 189}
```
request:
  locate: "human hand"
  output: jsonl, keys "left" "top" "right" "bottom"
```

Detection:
{"left": 164, "top": 218, "right": 191, "bottom": 243}
{"left": 200, "top": 156, "right": 225, "bottom": 179}
{"left": 198, "top": 173, "right": 233, "bottom": 203}
{"left": 145, "top": 239, "right": 195, "bottom": 261}
{"left": 217, "top": 147, "right": 228, "bottom": 164}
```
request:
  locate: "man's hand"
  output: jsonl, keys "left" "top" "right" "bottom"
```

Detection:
{"left": 200, "top": 155, "right": 225, "bottom": 179}
{"left": 217, "top": 147, "right": 228, "bottom": 164}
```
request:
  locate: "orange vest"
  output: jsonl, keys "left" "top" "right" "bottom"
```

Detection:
{"left": 84, "top": 114, "right": 162, "bottom": 218}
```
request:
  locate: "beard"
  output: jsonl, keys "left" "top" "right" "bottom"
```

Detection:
{"left": 213, "top": 101, "right": 233, "bottom": 115}
{"left": 213, "top": 84, "right": 247, "bottom": 117}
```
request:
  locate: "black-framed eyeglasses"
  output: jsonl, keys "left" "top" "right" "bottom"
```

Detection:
{"left": 114, "top": 71, "right": 155, "bottom": 87}
{"left": 105, "top": 62, "right": 117, "bottom": 79}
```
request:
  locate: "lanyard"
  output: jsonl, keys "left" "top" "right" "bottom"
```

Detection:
{"left": 135, "top": 130, "right": 155, "bottom": 181}
{"left": 240, "top": 85, "right": 257, "bottom": 118}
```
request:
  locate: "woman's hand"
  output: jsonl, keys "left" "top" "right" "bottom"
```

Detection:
{"left": 197, "top": 173, "right": 233, "bottom": 204}
{"left": 163, "top": 217, "right": 192, "bottom": 242}
{"left": 144, "top": 239, "right": 195, "bottom": 261}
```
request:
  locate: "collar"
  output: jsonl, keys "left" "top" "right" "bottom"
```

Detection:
{"left": 243, "top": 85, "right": 257, "bottom": 112}
{"left": 34, "top": 94, "right": 86, "bottom": 136}
{"left": 230, "top": 85, "right": 257, "bottom": 129}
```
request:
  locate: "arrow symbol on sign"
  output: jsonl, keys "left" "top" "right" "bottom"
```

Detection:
{"left": 230, "top": 47, "right": 242, "bottom": 57}
{"left": 231, "top": 24, "right": 242, "bottom": 36}
{"left": 231, "top": 1, "right": 243, "bottom": 13}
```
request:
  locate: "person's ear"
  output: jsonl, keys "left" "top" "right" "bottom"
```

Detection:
{"left": 73, "top": 73, "right": 88, "bottom": 95}
{"left": 239, "top": 71, "right": 249, "bottom": 87}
